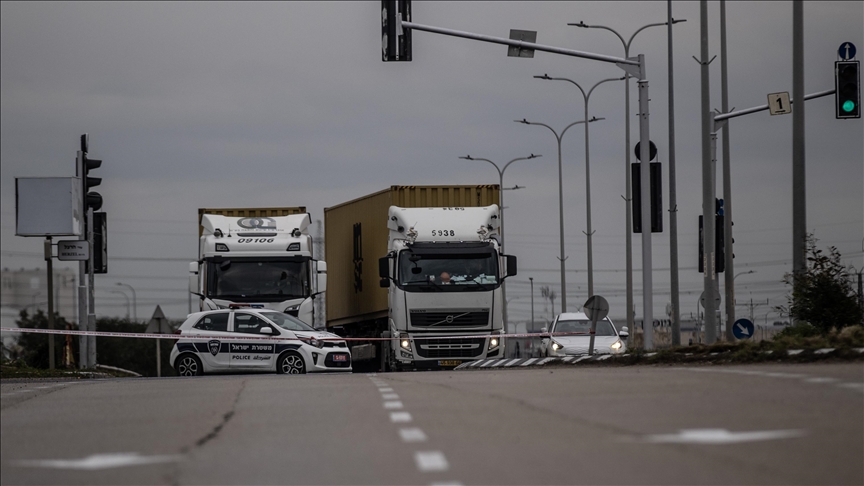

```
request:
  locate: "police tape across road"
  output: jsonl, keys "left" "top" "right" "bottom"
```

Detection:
{"left": 0, "top": 327, "right": 596, "bottom": 342}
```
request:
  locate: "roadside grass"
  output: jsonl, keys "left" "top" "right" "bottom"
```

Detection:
{"left": 0, "top": 359, "right": 136, "bottom": 380}
{"left": 612, "top": 325, "right": 864, "bottom": 365}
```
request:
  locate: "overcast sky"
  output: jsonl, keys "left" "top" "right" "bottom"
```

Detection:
{"left": 2, "top": 1, "right": 862, "bottom": 326}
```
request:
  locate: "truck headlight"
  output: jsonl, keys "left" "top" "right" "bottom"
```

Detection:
{"left": 399, "top": 334, "right": 412, "bottom": 352}
{"left": 488, "top": 337, "right": 499, "bottom": 349}
{"left": 610, "top": 340, "right": 623, "bottom": 350}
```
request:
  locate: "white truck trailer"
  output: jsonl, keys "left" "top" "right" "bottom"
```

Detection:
{"left": 324, "top": 186, "right": 516, "bottom": 371}
{"left": 189, "top": 207, "right": 327, "bottom": 327}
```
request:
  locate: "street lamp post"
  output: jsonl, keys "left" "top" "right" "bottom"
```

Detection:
{"left": 459, "top": 154, "right": 541, "bottom": 253}
{"left": 534, "top": 74, "right": 622, "bottom": 297}
{"left": 460, "top": 153, "right": 540, "bottom": 356}
{"left": 516, "top": 117, "right": 602, "bottom": 313}
{"left": 570, "top": 18, "right": 685, "bottom": 346}
{"left": 115, "top": 283, "right": 137, "bottom": 322}
{"left": 111, "top": 290, "right": 131, "bottom": 319}
{"left": 732, "top": 270, "right": 756, "bottom": 308}
{"left": 529, "top": 277, "right": 535, "bottom": 333}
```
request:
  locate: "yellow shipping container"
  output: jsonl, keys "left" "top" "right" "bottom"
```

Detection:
{"left": 324, "top": 185, "right": 499, "bottom": 328}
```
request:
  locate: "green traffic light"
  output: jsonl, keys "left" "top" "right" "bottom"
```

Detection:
{"left": 842, "top": 100, "right": 856, "bottom": 113}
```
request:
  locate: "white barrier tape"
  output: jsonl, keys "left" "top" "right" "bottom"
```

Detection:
{"left": 1, "top": 327, "right": 591, "bottom": 342}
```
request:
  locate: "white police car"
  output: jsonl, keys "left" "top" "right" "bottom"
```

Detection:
{"left": 540, "top": 312, "right": 629, "bottom": 357}
{"left": 170, "top": 309, "right": 351, "bottom": 376}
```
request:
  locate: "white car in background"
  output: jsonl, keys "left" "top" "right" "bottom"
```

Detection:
{"left": 540, "top": 312, "right": 629, "bottom": 357}
{"left": 170, "top": 308, "right": 351, "bottom": 376}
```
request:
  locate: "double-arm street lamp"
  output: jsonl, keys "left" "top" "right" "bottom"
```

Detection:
{"left": 533, "top": 74, "right": 622, "bottom": 298}
{"left": 459, "top": 153, "right": 541, "bottom": 253}
{"left": 115, "top": 282, "right": 137, "bottom": 322}
{"left": 515, "top": 117, "right": 603, "bottom": 313}
{"left": 570, "top": 18, "right": 686, "bottom": 344}
{"left": 460, "top": 153, "right": 541, "bottom": 349}
{"left": 111, "top": 290, "right": 131, "bottom": 319}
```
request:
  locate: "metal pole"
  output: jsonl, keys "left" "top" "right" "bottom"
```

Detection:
{"left": 557, "top": 134, "right": 567, "bottom": 312}
{"left": 624, "top": 64, "right": 634, "bottom": 346}
{"left": 530, "top": 277, "right": 535, "bottom": 332}
{"left": 45, "top": 237, "right": 55, "bottom": 369}
{"left": 584, "top": 101, "right": 594, "bottom": 298}
{"left": 792, "top": 1, "right": 807, "bottom": 290}
{"left": 117, "top": 282, "right": 138, "bottom": 323}
{"left": 721, "top": 0, "right": 735, "bottom": 342}
{"left": 668, "top": 0, "right": 681, "bottom": 346}
{"left": 700, "top": 1, "right": 718, "bottom": 344}
{"left": 88, "top": 207, "right": 96, "bottom": 366}
{"left": 638, "top": 70, "right": 654, "bottom": 350}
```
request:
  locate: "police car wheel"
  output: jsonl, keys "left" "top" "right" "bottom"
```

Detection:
{"left": 277, "top": 352, "right": 306, "bottom": 375}
{"left": 176, "top": 353, "right": 203, "bottom": 377}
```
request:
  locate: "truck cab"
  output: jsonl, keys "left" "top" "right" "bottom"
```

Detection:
{"left": 378, "top": 206, "right": 516, "bottom": 369}
{"left": 190, "top": 212, "right": 326, "bottom": 327}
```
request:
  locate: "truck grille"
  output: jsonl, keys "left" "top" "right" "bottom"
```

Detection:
{"left": 410, "top": 310, "right": 489, "bottom": 328}
{"left": 415, "top": 337, "right": 485, "bottom": 358}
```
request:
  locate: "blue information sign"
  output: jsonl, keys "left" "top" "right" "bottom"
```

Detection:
{"left": 838, "top": 42, "right": 857, "bottom": 61}
{"left": 733, "top": 318, "right": 755, "bottom": 340}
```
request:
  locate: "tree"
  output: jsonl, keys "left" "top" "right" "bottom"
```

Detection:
{"left": 776, "top": 234, "right": 863, "bottom": 333}
{"left": 12, "top": 310, "right": 76, "bottom": 368}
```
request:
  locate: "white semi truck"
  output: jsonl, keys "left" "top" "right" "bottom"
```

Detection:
{"left": 189, "top": 207, "right": 327, "bottom": 327}
{"left": 324, "top": 186, "right": 516, "bottom": 371}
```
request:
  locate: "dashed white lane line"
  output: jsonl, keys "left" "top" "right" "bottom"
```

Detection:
{"left": 384, "top": 401, "right": 404, "bottom": 409}
{"left": 415, "top": 451, "right": 450, "bottom": 472}
{"left": 382, "top": 393, "right": 400, "bottom": 400}
{"left": 378, "top": 387, "right": 394, "bottom": 393}
{"left": 399, "top": 427, "right": 428, "bottom": 443}
{"left": 804, "top": 377, "right": 839, "bottom": 384}
{"left": 390, "top": 412, "right": 412, "bottom": 423}
{"left": 430, "top": 483, "right": 464, "bottom": 486}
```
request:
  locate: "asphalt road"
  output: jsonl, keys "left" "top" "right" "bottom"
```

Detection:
{"left": 1, "top": 362, "right": 862, "bottom": 485}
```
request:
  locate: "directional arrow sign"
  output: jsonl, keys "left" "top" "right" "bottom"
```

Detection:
{"left": 838, "top": 42, "right": 857, "bottom": 61}
{"left": 733, "top": 318, "right": 754, "bottom": 340}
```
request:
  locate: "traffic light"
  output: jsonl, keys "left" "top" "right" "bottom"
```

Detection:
{"left": 381, "top": 0, "right": 412, "bottom": 62}
{"left": 835, "top": 60, "right": 860, "bottom": 119}
{"left": 631, "top": 162, "right": 663, "bottom": 233}
{"left": 78, "top": 134, "right": 102, "bottom": 212}
{"left": 92, "top": 212, "right": 107, "bottom": 274}
{"left": 698, "top": 199, "right": 726, "bottom": 274}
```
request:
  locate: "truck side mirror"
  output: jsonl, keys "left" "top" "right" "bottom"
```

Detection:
{"left": 505, "top": 255, "right": 517, "bottom": 277}
{"left": 188, "top": 262, "right": 199, "bottom": 295}
{"left": 378, "top": 256, "right": 390, "bottom": 279}
{"left": 379, "top": 278, "right": 390, "bottom": 288}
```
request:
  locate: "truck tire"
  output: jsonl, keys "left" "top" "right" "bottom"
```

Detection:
{"left": 277, "top": 351, "right": 306, "bottom": 375}
{"left": 175, "top": 353, "right": 203, "bottom": 377}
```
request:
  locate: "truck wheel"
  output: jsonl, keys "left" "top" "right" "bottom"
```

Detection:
{"left": 277, "top": 352, "right": 306, "bottom": 375}
{"left": 176, "top": 353, "right": 203, "bottom": 377}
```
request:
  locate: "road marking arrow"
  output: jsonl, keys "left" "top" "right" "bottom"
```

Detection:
{"left": 14, "top": 452, "right": 182, "bottom": 470}
{"left": 641, "top": 428, "right": 805, "bottom": 445}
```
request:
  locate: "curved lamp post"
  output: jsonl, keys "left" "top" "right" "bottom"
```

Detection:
{"left": 533, "top": 74, "right": 622, "bottom": 297}
{"left": 515, "top": 117, "right": 602, "bottom": 312}
{"left": 111, "top": 289, "right": 131, "bottom": 319}
{"left": 570, "top": 18, "right": 685, "bottom": 345}
{"left": 115, "top": 282, "right": 137, "bottom": 322}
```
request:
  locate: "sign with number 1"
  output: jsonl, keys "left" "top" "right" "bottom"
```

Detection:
{"left": 767, "top": 92, "right": 792, "bottom": 115}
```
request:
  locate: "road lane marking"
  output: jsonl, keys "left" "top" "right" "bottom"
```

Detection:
{"left": 415, "top": 451, "right": 449, "bottom": 472}
{"left": 384, "top": 401, "right": 403, "bottom": 409}
{"left": 836, "top": 383, "right": 864, "bottom": 392}
{"left": 390, "top": 412, "right": 412, "bottom": 423}
{"left": 378, "top": 387, "right": 394, "bottom": 393}
{"left": 639, "top": 428, "right": 806, "bottom": 444}
{"left": 14, "top": 452, "right": 183, "bottom": 470}
{"left": 399, "top": 428, "right": 428, "bottom": 443}
{"left": 382, "top": 393, "right": 399, "bottom": 400}
{"left": 804, "top": 377, "right": 839, "bottom": 383}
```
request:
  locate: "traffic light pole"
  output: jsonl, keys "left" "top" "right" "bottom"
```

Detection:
{"left": 87, "top": 207, "right": 96, "bottom": 366}
{"left": 396, "top": 18, "right": 657, "bottom": 348}
{"left": 709, "top": 87, "right": 836, "bottom": 341}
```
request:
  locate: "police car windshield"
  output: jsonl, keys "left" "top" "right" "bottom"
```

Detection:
{"left": 261, "top": 311, "right": 316, "bottom": 332}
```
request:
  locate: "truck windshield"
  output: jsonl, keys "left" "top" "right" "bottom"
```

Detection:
{"left": 397, "top": 251, "right": 498, "bottom": 290}
{"left": 207, "top": 259, "right": 309, "bottom": 302}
